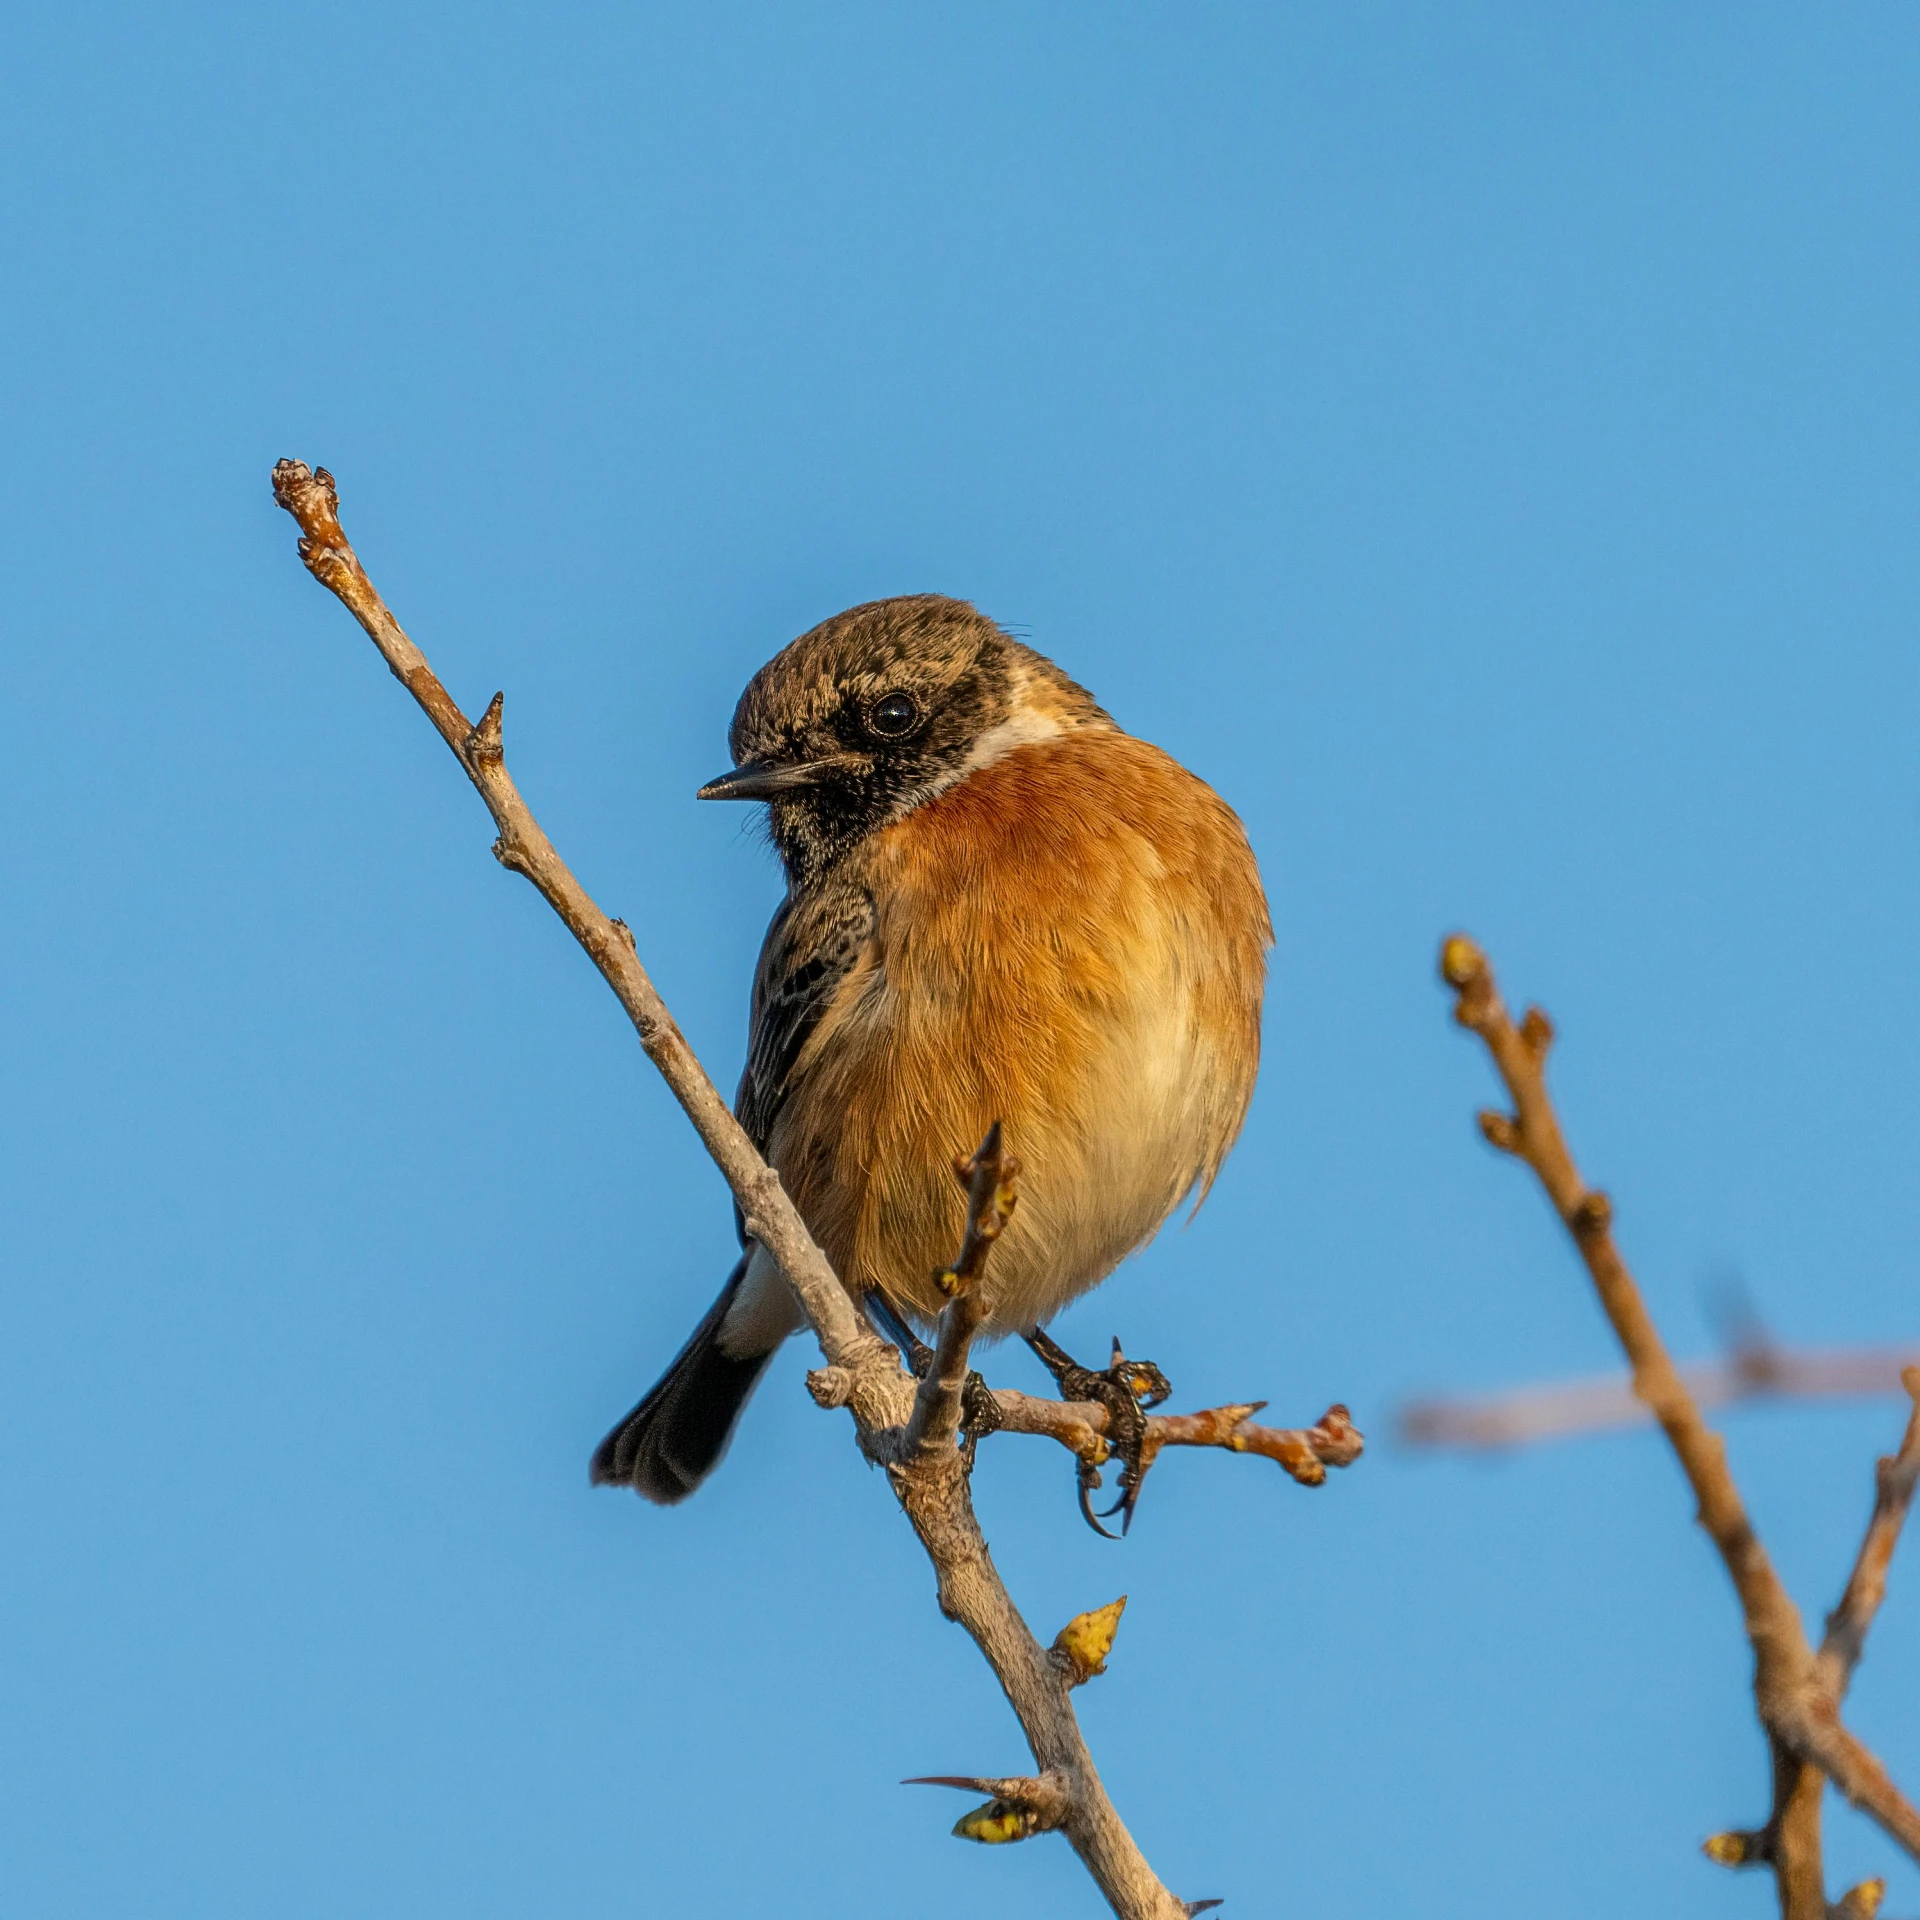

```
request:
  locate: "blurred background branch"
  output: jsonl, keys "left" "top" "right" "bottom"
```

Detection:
{"left": 1399, "top": 1338, "right": 1919, "bottom": 1452}
{"left": 1441, "top": 934, "right": 1920, "bottom": 1920}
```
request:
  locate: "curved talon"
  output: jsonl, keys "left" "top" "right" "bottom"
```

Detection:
{"left": 1077, "top": 1473, "right": 1123, "bottom": 1541}
{"left": 1102, "top": 1459, "right": 1147, "bottom": 1537}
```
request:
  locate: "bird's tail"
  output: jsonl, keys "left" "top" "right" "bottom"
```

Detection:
{"left": 590, "top": 1257, "right": 777, "bottom": 1504}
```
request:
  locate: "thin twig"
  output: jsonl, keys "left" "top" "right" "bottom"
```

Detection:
{"left": 1818, "top": 1369, "right": 1920, "bottom": 1694}
{"left": 267, "top": 462, "right": 877, "bottom": 1376}
{"left": 902, "top": 1123, "right": 1018, "bottom": 1460}
{"left": 1758, "top": 1369, "right": 1920, "bottom": 1912}
{"left": 986, "top": 1390, "right": 1364, "bottom": 1487}
{"left": 1441, "top": 934, "right": 1920, "bottom": 1917}
{"left": 272, "top": 461, "right": 1338, "bottom": 1920}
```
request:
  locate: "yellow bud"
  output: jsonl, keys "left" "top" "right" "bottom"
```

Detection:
{"left": 1439, "top": 934, "right": 1485, "bottom": 989}
{"left": 1835, "top": 1878, "right": 1886, "bottom": 1920}
{"left": 1701, "top": 1831, "right": 1752, "bottom": 1867}
{"left": 954, "top": 1800, "right": 1040, "bottom": 1844}
{"left": 1052, "top": 1596, "right": 1127, "bottom": 1684}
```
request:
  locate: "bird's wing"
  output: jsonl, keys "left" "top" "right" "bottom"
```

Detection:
{"left": 735, "top": 885, "right": 876, "bottom": 1156}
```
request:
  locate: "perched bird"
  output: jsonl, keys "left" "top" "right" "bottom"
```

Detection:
{"left": 591, "top": 594, "right": 1271, "bottom": 1514}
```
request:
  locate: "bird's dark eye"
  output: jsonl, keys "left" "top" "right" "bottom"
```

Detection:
{"left": 865, "top": 692, "right": 922, "bottom": 740}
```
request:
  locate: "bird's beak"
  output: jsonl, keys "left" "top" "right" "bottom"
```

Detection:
{"left": 697, "top": 757, "right": 847, "bottom": 801}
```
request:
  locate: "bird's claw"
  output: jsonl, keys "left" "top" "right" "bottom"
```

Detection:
{"left": 1076, "top": 1461, "right": 1125, "bottom": 1541}
{"left": 960, "top": 1370, "right": 1003, "bottom": 1441}
{"left": 1026, "top": 1327, "right": 1171, "bottom": 1537}
{"left": 958, "top": 1370, "right": 1003, "bottom": 1470}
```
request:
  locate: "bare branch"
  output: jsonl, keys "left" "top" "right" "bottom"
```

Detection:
{"left": 990, "top": 1390, "right": 1367, "bottom": 1489}
{"left": 987, "top": 1389, "right": 1363, "bottom": 1486}
{"left": 807, "top": 1369, "right": 1367, "bottom": 1520}
{"left": 1151, "top": 1400, "right": 1363, "bottom": 1485}
{"left": 272, "top": 461, "right": 1327, "bottom": 1920}
{"left": 1400, "top": 1347, "right": 1920, "bottom": 1452}
{"left": 1705, "top": 1739, "right": 1832, "bottom": 1916}
{"left": 816, "top": 1364, "right": 1365, "bottom": 1494}
{"left": 1786, "top": 1708, "right": 1920, "bottom": 1862}
{"left": 1817, "top": 1368, "right": 1920, "bottom": 1693}
{"left": 1704, "top": 1372, "right": 1920, "bottom": 1918}
{"left": 902, "top": 1123, "right": 1018, "bottom": 1460}
{"left": 1441, "top": 933, "right": 1920, "bottom": 1913}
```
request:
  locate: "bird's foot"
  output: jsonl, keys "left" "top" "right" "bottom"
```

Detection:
{"left": 958, "top": 1370, "right": 1004, "bottom": 1462}
{"left": 1024, "top": 1326, "right": 1172, "bottom": 1538}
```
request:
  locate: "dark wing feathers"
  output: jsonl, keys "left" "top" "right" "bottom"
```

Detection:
{"left": 735, "top": 886, "right": 874, "bottom": 1154}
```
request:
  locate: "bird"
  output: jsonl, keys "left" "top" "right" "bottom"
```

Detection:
{"left": 590, "top": 593, "right": 1271, "bottom": 1519}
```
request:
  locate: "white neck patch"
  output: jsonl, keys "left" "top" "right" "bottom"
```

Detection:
{"left": 896, "top": 710, "right": 1065, "bottom": 814}
{"left": 957, "top": 705, "right": 1067, "bottom": 776}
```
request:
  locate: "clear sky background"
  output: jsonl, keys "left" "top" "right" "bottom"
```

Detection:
{"left": 3, "top": 6, "right": 1917, "bottom": 1916}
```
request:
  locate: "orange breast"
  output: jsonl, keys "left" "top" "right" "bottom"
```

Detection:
{"left": 768, "top": 728, "right": 1270, "bottom": 1333}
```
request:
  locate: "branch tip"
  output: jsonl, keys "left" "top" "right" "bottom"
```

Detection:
{"left": 954, "top": 1116, "right": 1004, "bottom": 1182}
{"left": 1703, "top": 1829, "right": 1766, "bottom": 1868}
{"left": 1832, "top": 1877, "right": 1887, "bottom": 1919}
{"left": 947, "top": 1120, "right": 1019, "bottom": 1293}
{"left": 806, "top": 1366, "right": 852, "bottom": 1410}
{"left": 271, "top": 459, "right": 355, "bottom": 588}
{"left": 1439, "top": 932, "right": 1486, "bottom": 990}
{"left": 466, "top": 690, "right": 504, "bottom": 766}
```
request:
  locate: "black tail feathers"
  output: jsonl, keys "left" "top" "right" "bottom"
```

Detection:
{"left": 590, "top": 1259, "right": 775, "bottom": 1504}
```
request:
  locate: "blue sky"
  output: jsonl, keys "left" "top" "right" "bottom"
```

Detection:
{"left": 4, "top": 5, "right": 1918, "bottom": 1915}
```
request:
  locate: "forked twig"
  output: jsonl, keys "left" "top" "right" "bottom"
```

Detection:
{"left": 1818, "top": 1377, "right": 1920, "bottom": 1695}
{"left": 1442, "top": 933, "right": 1920, "bottom": 1920}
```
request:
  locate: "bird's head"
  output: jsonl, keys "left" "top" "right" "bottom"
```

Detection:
{"left": 702, "top": 594, "right": 1106, "bottom": 884}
